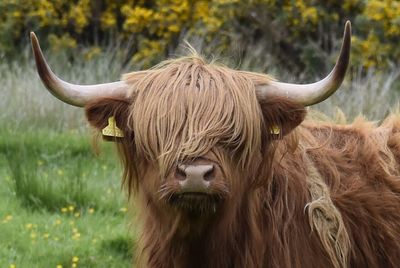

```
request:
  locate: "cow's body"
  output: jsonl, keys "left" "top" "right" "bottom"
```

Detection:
{"left": 275, "top": 117, "right": 400, "bottom": 267}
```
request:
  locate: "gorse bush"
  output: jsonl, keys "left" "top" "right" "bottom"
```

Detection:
{"left": 0, "top": 0, "right": 399, "bottom": 70}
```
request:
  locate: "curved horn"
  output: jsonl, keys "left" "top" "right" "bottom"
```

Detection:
{"left": 256, "top": 21, "right": 351, "bottom": 106}
{"left": 30, "top": 32, "right": 128, "bottom": 107}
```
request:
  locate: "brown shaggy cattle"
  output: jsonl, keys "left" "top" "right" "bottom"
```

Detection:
{"left": 30, "top": 21, "right": 400, "bottom": 268}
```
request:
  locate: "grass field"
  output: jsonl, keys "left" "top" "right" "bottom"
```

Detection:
{"left": 1, "top": 47, "right": 399, "bottom": 267}
{"left": 0, "top": 130, "right": 134, "bottom": 267}
{"left": 1, "top": 49, "right": 136, "bottom": 267}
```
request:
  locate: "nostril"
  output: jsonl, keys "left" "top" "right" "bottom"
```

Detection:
{"left": 175, "top": 165, "right": 187, "bottom": 181}
{"left": 203, "top": 165, "right": 215, "bottom": 181}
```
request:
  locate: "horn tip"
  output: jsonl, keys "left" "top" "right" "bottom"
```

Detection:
{"left": 30, "top": 32, "right": 37, "bottom": 42}
{"left": 30, "top": 32, "right": 40, "bottom": 50}
{"left": 344, "top": 20, "right": 352, "bottom": 35}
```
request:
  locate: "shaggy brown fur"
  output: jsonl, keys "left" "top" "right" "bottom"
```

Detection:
{"left": 85, "top": 55, "right": 400, "bottom": 268}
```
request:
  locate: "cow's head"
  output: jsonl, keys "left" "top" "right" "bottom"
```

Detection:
{"left": 31, "top": 22, "right": 351, "bottom": 223}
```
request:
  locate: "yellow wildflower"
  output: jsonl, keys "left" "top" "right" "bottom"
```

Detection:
{"left": 119, "top": 207, "right": 128, "bottom": 213}
{"left": 72, "top": 232, "right": 81, "bottom": 240}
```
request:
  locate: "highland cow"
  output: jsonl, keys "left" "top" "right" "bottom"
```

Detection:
{"left": 30, "top": 21, "right": 400, "bottom": 268}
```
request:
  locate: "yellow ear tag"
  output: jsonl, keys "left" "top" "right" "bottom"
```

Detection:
{"left": 102, "top": 117, "right": 124, "bottom": 138}
{"left": 270, "top": 125, "right": 281, "bottom": 135}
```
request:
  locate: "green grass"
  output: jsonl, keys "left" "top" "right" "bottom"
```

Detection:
{"left": 0, "top": 51, "right": 137, "bottom": 267}
{"left": 0, "top": 130, "right": 134, "bottom": 267}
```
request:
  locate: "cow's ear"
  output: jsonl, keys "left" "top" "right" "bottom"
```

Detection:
{"left": 85, "top": 97, "right": 131, "bottom": 132}
{"left": 258, "top": 97, "right": 306, "bottom": 138}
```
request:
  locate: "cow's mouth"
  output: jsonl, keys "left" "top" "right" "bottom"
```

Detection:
{"left": 169, "top": 192, "right": 222, "bottom": 214}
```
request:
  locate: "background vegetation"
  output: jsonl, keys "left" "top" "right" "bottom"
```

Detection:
{"left": 1, "top": 0, "right": 399, "bottom": 70}
{"left": 1, "top": 0, "right": 399, "bottom": 267}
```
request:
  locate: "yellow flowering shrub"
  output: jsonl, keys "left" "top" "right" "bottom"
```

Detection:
{"left": 48, "top": 34, "right": 77, "bottom": 52}
{"left": 354, "top": 0, "right": 400, "bottom": 68}
{"left": 0, "top": 0, "right": 398, "bottom": 69}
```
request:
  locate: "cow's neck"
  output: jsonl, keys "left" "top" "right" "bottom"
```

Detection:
{"left": 139, "top": 194, "right": 265, "bottom": 268}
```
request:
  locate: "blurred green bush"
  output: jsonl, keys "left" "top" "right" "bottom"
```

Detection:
{"left": 0, "top": 0, "right": 399, "bottom": 70}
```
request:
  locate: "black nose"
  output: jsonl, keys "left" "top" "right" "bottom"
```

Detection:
{"left": 176, "top": 164, "right": 215, "bottom": 181}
